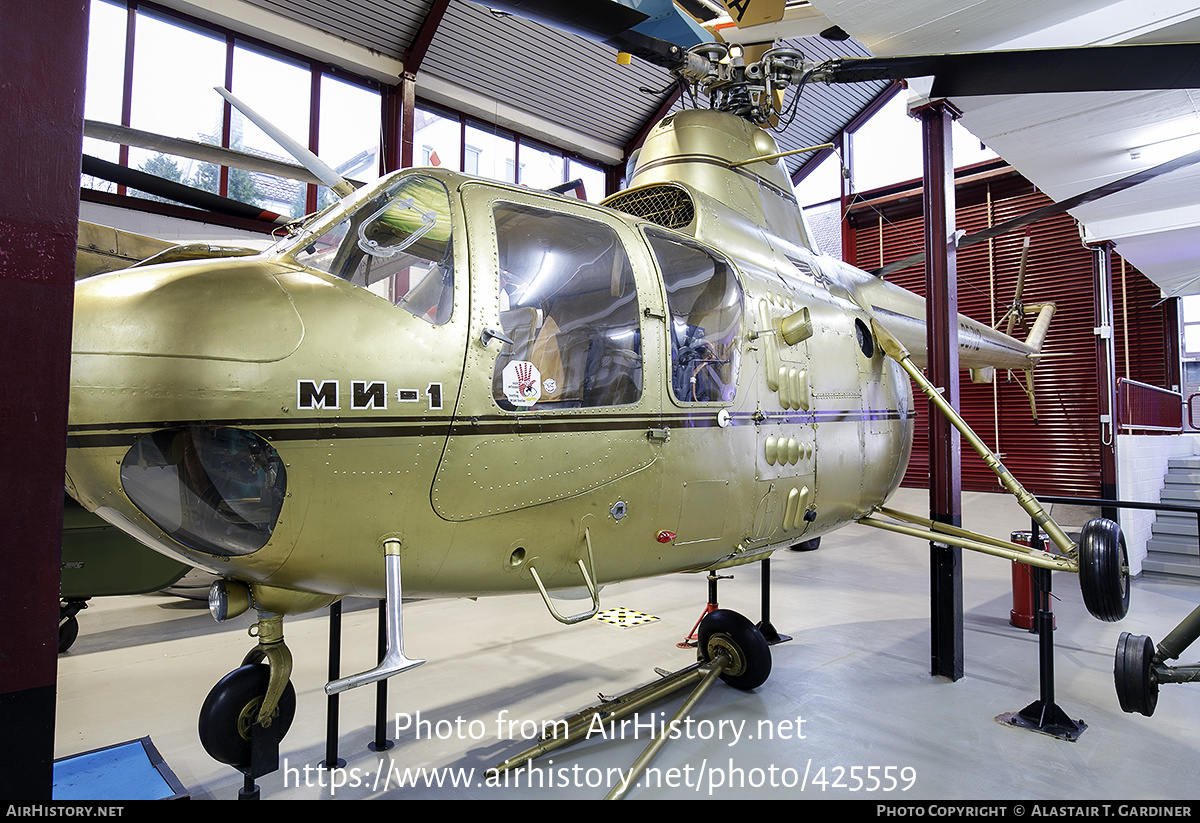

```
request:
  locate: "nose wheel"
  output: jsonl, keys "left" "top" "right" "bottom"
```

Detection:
{"left": 199, "top": 662, "right": 297, "bottom": 768}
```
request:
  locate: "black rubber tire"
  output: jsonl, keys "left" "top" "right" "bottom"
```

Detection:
{"left": 789, "top": 536, "right": 821, "bottom": 552}
{"left": 198, "top": 663, "right": 296, "bottom": 768}
{"left": 1115, "top": 631, "right": 1159, "bottom": 717}
{"left": 1078, "top": 518, "right": 1130, "bottom": 622}
{"left": 697, "top": 609, "right": 771, "bottom": 690}
{"left": 58, "top": 614, "right": 79, "bottom": 654}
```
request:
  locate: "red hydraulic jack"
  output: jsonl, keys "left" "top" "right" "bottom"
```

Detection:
{"left": 677, "top": 559, "right": 792, "bottom": 648}
{"left": 678, "top": 571, "right": 729, "bottom": 648}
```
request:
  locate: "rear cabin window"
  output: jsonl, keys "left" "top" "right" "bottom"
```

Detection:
{"left": 646, "top": 229, "right": 743, "bottom": 403}
{"left": 491, "top": 202, "right": 642, "bottom": 410}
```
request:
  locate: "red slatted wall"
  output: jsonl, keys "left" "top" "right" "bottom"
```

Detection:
{"left": 846, "top": 166, "right": 1170, "bottom": 497}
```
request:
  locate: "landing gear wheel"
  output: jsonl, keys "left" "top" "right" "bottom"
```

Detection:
{"left": 1115, "top": 632, "right": 1159, "bottom": 717}
{"left": 58, "top": 613, "right": 79, "bottom": 654}
{"left": 697, "top": 609, "right": 771, "bottom": 690}
{"left": 198, "top": 663, "right": 296, "bottom": 768}
{"left": 1078, "top": 518, "right": 1129, "bottom": 622}
{"left": 790, "top": 536, "right": 821, "bottom": 552}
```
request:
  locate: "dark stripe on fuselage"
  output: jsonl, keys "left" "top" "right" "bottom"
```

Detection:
{"left": 66, "top": 408, "right": 915, "bottom": 449}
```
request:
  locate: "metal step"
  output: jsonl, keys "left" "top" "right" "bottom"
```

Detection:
{"left": 1143, "top": 553, "right": 1200, "bottom": 579}
{"left": 1159, "top": 486, "right": 1200, "bottom": 504}
{"left": 1144, "top": 457, "right": 1200, "bottom": 583}
{"left": 1147, "top": 535, "right": 1199, "bottom": 557}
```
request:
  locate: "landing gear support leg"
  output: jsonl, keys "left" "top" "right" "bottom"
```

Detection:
{"left": 756, "top": 557, "right": 790, "bottom": 645}
{"left": 872, "top": 319, "right": 1129, "bottom": 622}
{"left": 998, "top": 560, "right": 1086, "bottom": 740}
{"left": 491, "top": 610, "right": 771, "bottom": 800}
{"left": 326, "top": 538, "right": 424, "bottom": 695}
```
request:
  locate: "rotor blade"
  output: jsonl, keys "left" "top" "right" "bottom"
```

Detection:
{"left": 821, "top": 43, "right": 1200, "bottom": 96}
{"left": 482, "top": 0, "right": 704, "bottom": 67}
{"left": 872, "top": 144, "right": 1200, "bottom": 278}
{"left": 215, "top": 87, "right": 356, "bottom": 197}
{"left": 81, "top": 154, "right": 289, "bottom": 225}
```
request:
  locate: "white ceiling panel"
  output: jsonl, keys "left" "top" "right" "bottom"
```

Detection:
{"left": 809, "top": 0, "right": 1200, "bottom": 297}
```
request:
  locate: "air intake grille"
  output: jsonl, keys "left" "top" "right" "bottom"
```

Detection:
{"left": 604, "top": 184, "right": 695, "bottom": 230}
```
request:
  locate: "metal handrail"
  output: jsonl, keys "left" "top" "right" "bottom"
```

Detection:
{"left": 1037, "top": 494, "right": 1200, "bottom": 561}
{"left": 1188, "top": 393, "right": 1200, "bottom": 430}
{"left": 1117, "top": 378, "right": 1183, "bottom": 433}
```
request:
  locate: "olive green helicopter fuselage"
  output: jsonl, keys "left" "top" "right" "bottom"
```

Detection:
{"left": 64, "top": 108, "right": 1047, "bottom": 615}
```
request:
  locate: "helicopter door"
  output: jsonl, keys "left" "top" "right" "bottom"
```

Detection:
{"left": 644, "top": 229, "right": 748, "bottom": 550}
{"left": 432, "top": 188, "right": 662, "bottom": 542}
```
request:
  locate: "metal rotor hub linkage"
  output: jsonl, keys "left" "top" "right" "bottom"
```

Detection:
{"left": 674, "top": 44, "right": 831, "bottom": 126}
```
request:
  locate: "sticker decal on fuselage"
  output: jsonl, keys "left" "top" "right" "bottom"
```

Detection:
{"left": 502, "top": 360, "right": 541, "bottom": 407}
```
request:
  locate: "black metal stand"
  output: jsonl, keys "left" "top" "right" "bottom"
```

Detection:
{"left": 321, "top": 601, "right": 346, "bottom": 770}
{"left": 237, "top": 713, "right": 285, "bottom": 800}
{"left": 757, "top": 558, "right": 791, "bottom": 645}
{"left": 997, "top": 528, "right": 1086, "bottom": 740}
{"left": 369, "top": 599, "right": 394, "bottom": 752}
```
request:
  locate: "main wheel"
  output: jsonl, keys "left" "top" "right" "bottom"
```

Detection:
{"left": 789, "top": 536, "right": 821, "bottom": 552}
{"left": 697, "top": 609, "right": 771, "bottom": 690}
{"left": 1078, "top": 518, "right": 1130, "bottom": 622}
{"left": 58, "top": 614, "right": 79, "bottom": 654}
{"left": 1115, "top": 631, "right": 1159, "bottom": 717}
{"left": 198, "top": 663, "right": 296, "bottom": 768}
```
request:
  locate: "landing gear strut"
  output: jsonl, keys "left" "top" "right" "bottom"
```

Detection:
{"left": 198, "top": 612, "right": 297, "bottom": 796}
{"left": 490, "top": 608, "right": 772, "bottom": 800}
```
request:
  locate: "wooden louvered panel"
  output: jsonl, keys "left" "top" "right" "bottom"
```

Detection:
{"left": 845, "top": 169, "right": 1168, "bottom": 498}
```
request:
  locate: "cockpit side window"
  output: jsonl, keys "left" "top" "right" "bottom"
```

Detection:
{"left": 646, "top": 229, "right": 743, "bottom": 403}
{"left": 294, "top": 174, "right": 455, "bottom": 325}
{"left": 491, "top": 202, "right": 642, "bottom": 410}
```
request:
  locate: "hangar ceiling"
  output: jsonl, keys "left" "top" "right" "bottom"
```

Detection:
{"left": 143, "top": 1, "right": 1200, "bottom": 298}
{"left": 803, "top": 0, "right": 1200, "bottom": 299}
{"left": 157, "top": 1, "right": 890, "bottom": 177}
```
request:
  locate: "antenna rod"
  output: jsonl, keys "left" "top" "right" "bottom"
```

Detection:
{"left": 728, "top": 143, "right": 835, "bottom": 168}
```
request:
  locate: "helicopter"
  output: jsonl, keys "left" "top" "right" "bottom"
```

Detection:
{"left": 66, "top": 16, "right": 1197, "bottom": 774}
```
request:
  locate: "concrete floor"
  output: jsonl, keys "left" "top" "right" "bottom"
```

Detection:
{"left": 53, "top": 488, "right": 1200, "bottom": 800}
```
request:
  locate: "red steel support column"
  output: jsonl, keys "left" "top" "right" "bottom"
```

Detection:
{"left": 918, "top": 99, "right": 964, "bottom": 681}
{"left": 0, "top": 0, "right": 89, "bottom": 799}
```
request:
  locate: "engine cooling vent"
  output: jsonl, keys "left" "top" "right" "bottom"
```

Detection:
{"left": 604, "top": 184, "right": 695, "bottom": 230}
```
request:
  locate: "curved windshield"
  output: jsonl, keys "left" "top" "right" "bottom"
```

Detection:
{"left": 120, "top": 427, "right": 286, "bottom": 557}
{"left": 292, "top": 174, "right": 455, "bottom": 324}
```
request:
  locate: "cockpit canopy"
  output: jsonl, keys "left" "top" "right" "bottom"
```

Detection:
{"left": 286, "top": 173, "right": 455, "bottom": 325}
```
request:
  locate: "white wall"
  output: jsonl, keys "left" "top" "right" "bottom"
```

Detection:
{"left": 1116, "top": 432, "right": 1200, "bottom": 575}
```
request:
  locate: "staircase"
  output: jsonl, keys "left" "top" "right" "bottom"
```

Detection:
{"left": 1144, "top": 456, "right": 1200, "bottom": 580}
